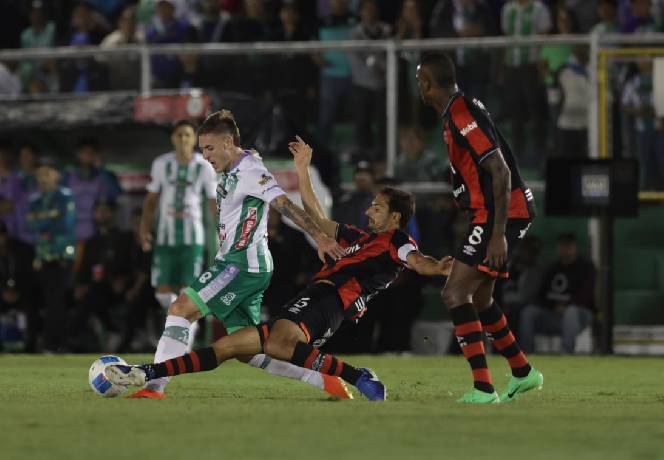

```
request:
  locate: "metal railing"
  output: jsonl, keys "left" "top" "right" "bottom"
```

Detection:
{"left": 2, "top": 33, "right": 664, "bottom": 176}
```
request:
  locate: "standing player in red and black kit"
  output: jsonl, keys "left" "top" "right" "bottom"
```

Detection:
{"left": 416, "top": 52, "right": 543, "bottom": 403}
{"left": 107, "top": 136, "right": 453, "bottom": 401}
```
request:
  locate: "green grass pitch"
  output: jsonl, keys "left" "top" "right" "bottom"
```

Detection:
{"left": 1, "top": 354, "right": 663, "bottom": 460}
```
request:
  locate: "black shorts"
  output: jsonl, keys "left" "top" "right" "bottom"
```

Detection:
{"left": 454, "top": 218, "right": 532, "bottom": 278}
{"left": 270, "top": 282, "right": 345, "bottom": 348}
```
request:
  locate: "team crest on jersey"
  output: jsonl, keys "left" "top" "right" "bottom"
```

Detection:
{"left": 220, "top": 292, "right": 236, "bottom": 306}
{"left": 258, "top": 174, "right": 273, "bottom": 186}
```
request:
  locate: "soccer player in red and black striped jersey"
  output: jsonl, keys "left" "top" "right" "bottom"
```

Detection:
{"left": 416, "top": 52, "right": 543, "bottom": 403}
{"left": 106, "top": 136, "right": 452, "bottom": 401}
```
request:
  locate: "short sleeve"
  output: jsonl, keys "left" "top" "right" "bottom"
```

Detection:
{"left": 200, "top": 160, "right": 218, "bottom": 198}
{"left": 146, "top": 158, "right": 162, "bottom": 193}
{"left": 390, "top": 230, "right": 418, "bottom": 265}
{"left": 242, "top": 161, "right": 285, "bottom": 203}
{"left": 449, "top": 97, "right": 499, "bottom": 164}
{"left": 335, "top": 224, "right": 367, "bottom": 248}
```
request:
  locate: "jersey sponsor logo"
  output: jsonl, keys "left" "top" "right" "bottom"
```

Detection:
{"left": 460, "top": 120, "right": 478, "bottom": 137}
{"left": 346, "top": 243, "right": 361, "bottom": 255}
{"left": 463, "top": 245, "right": 476, "bottom": 256}
{"left": 258, "top": 174, "right": 273, "bottom": 186}
{"left": 235, "top": 207, "right": 258, "bottom": 249}
{"left": 453, "top": 184, "right": 466, "bottom": 198}
{"left": 220, "top": 292, "right": 236, "bottom": 306}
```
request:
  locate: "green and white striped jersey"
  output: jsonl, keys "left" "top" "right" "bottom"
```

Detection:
{"left": 216, "top": 151, "right": 284, "bottom": 273}
{"left": 147, "top": 152, "right": 217, "bottom": 247}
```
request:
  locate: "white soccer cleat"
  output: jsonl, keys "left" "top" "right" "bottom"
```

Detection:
{"left": 105, "top": 364, "right": 147, "bottom": 387}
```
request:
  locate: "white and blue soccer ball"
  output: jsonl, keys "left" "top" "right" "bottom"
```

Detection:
{"left": 88, "top": 355, "right": 129, "bottom": 398}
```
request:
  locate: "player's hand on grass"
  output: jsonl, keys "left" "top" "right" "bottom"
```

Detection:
{"left": 438, "top": 255, "right": 454, "bottom": 276}
{"left": 288, "top": 135, "right": 313, "bottom": 170}
{"left": 484, "top": 234, "right": 507, "bottom": 270}
{"left": 315, "top": 234, "right": 346, "bottom": 263}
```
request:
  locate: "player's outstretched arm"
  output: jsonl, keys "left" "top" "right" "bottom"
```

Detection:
{"left": 140, "top": 192, "right": 160, "bottom": 251}
{"left": 407, "top": 252, "right": 454, "bottom": 276}
{"left": 271, "top": 194, "right": 346, "bottom": 263}
{"left": 288, "top": 135, "right": 338, "bottom": 239}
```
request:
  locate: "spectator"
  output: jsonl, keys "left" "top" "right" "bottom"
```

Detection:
{"left": 501, "top": 0, "right": 551, "bottom": 166}
{"left": 68, "top": 199, "right": 133, "bottom": 352}
{"left": 316, "top": 0, "right": 356, "bottom": 148}
{"left": 497, "top": 235, "right": 545, "bottom": 337}
{"left": 145, "top": 0, "right": 195, "bottom": 88}
{"left": 263, "top": 208, "right": 319, "bottom": 317}
{"left": 269, "top": 4, "right": 317, "bottom": 126}
{"left": 18, "top": 1, "right": 57, "bottom": 94}
{"left": 26, "top": 157, "right": 76, "bottom": 352}
{"left": 0, "top": 220, "right": 37, "bottom": 352}
{"left": 0, "top": 142, "right": 16, "bottom": 236}
{"left": 562, "top": 0, "right": 600, "bottom": 32}
{"left": 394, "top": 0, "right": 425, "bottom": 124}
{"left": 13, "top": 144, "right": 40, "bottom": 244}
{"left": 539, "top": 5, "right": 577, "bottom": 91}
{"left": 556, "top": 45, "right": 590, "bottom": 157}
{"left": 591, "top": 0, "right": 619, "bottom": 34}
{"left": 429, "top": 0, "right": 493, "bottom": 101}
{"left": 99, "top": 5, "right": 145, "bottom": 90}
{"left": 60, "top": 1, "right": 109, "bottom": 93}
{"left": 622, "top": 58, "right": 664, "bottom": 189}
{"left": 348, "top": 0, "right": 391, "bottom": 161}
{"left": 520, "top": 233, "right": 596, "bottom": 354}
{"left": 118, "top": 208, "right": 160, "bottom": 353}
{"left": 221, "top": 0, "right": 270, "bottom": 41}
{"left": 0, "top": 62, "right": 21, "bottom": 98}
{"left": 333, "top": 161, "right": 374, "bottom": 230}
{"left": 395, "top": 125, "right": 447, "bottom": 182}
{"left": 63, "top": 139, "right": 119, "bottom": 242}
{"left": 621, "top": 0, "right": 657, "bottom": 32}
{"left": 197, "top": 0, "right": 229, "bottom": 42}
{"left": 86, "top": 0, "right": 129, "bottom": 25}
{"left": 396, "top": 0, "right": 423, "bottom": 39}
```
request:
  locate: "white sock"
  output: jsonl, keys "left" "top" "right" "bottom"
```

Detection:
{"left": 247, "top": 354, "right": 324, "bottom": 390}
{"left": 187, "top": 320, "right": 200, "bottom": 352}
{"left": 146, "top": 315, "right": 191, "bottom": 392}
{"left": 155, "top": 292, "right": 177, "bottom": 309}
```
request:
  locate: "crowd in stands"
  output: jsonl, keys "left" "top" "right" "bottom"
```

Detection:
{"left": 0, "top": 0, "right": 644, "bottom": 353}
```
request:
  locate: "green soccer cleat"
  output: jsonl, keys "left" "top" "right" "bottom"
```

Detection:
{"left": 500, "top": 368, "right": 544, "bottom": 402}
{"left": 456, "top": 388, "right": 500, "bottom": 404}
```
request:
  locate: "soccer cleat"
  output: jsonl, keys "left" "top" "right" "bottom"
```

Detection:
{"left": 500, "top": 368, "right": 544, "bottom": 403}
{"left": 105, "top": 364, "right": 148, "bottom": 387}
{"left": 322, "top": 375, "right": 354, "bottom": 400}
{"left": 456, "top": 388, "right": 500, "bottom": 404}
{"left": 127, "top": 388, "right": 166, "bottom": 400}
{"left": 354, "top": 368, "right": 387, "bottom": 401}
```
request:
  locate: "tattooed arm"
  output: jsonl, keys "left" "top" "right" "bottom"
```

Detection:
{"left": 271, "top": 194, "right": 346, "bottom": 262}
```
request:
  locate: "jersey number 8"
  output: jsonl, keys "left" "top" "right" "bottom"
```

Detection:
{"left": 468, "top": 226, "right": 484, "bottom": 246}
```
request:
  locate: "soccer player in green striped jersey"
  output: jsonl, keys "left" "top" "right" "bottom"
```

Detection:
{"left": 139, "top": 120, "right": 217, "bottom": 351}
{"left": 129, "top": 110, "right": 350, "bottom": 400}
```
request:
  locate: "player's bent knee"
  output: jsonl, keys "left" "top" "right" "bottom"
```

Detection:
{"left": 441, "top": 286, "right": 469, "bottom": 309}
{"left": 264, "top": 336, "right": 297, "bottom": 361}
{"left": 168, "top": 294, "right": 201, "bottom": 322}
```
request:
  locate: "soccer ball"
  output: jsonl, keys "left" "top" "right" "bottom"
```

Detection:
{"left": 88, "top": 355, "right": 129, "bottom": 398}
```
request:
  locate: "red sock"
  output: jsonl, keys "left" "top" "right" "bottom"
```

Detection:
{"left": 479, "top": 302, "right": 531, "bottom": 378}
{"left": 450, "top": 303, "right": 494, "bottom": 393}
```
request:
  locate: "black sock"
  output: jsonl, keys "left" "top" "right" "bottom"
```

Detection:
{"left": 450, "top": 303, "right": 494, "bottom": 393}
{"left": 290, "top": 341, "right": 362, "bottom": 385}
{"left": 144, "top": 347, "right": 218, "bottom": 380}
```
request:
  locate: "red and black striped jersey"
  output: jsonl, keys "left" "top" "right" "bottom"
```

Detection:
{"left": 313, "top": 224, "right": 418, "bottom": 320}
{"left": 442, "top": 92, "right": 536, "bottom": 224}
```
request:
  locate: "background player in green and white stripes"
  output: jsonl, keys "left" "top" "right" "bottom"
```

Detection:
{"left": 139, "top": 120, "right": 218, "bottom": 350}
{"left": 129, "top": 110, "right": 349, "bottom": 399}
